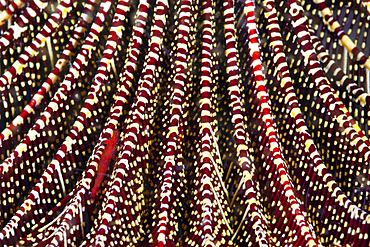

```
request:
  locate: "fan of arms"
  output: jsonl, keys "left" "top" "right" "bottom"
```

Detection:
{"left": 0, "top": 0, "right": 369, "bottom": 246}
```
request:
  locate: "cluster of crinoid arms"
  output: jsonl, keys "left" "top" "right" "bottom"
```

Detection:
{"left": 0, "top": 0, "right": 369, "bottom": 246}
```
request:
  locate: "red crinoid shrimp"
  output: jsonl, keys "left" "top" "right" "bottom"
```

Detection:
{"left": 89, "top": 130, "right": 120, "bottom": 202}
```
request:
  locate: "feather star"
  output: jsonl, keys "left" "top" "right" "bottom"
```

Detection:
{"left": 0, "top": 0, "right": 369, "bottom": 246}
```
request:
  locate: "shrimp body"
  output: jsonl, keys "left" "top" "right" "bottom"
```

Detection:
{"left": 90, "top": 130, "right": 120, "bottom": 201}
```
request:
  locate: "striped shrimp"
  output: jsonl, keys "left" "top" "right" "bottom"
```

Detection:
{"left": 89, "top": 130, "right": 120, "bottom": 202}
